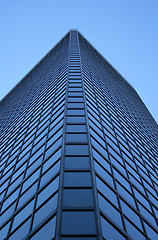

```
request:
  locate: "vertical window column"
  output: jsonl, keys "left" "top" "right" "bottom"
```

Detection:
{"left": 57, "top": 31, "right": 97, "bottom": 239}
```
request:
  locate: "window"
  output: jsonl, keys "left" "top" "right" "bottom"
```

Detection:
{"left": 99, "top": 193, "right": 123, "bottom": 228}
{"left": 30, "top": 216, "right": 56, "bottom": 240}
{"left": 64, "top": 172, "right": 91, "bottom": 187}
{"left": 63, "top": 189, "right": 93, "bottom": 207}
{"left": 65, "top": 145, "right": 89, "bottom": 155}
{"left": 66, "top": 124, "right": 86, "bottom": 133}
{"left": 101, "top": 217, "right": 126, "bottom": 240}
{"left": 12, "top": 199, "right": 34, "bottom": 230}
{"left": 33, "top": 194, "right": 58, "bottom": 228}
{"left": 66, "top": 134, "right": 87, "bottom": 143}
{"left": 36, "top": 177, "right": 59, "bottom": 208}
{"left": 61, "top": 211, "right": 96, "bottom": 235}
{"left": 65, "top": 156, "right": 90, "bottom": 169}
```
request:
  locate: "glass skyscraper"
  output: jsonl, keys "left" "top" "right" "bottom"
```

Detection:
{"left": 0, "top": 30, "right": 157, "bottom": 240}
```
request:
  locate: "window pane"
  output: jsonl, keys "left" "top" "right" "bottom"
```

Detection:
{"left": 65, "top": 145, "right": 89, "bottom": 155}
{"left": 65, "top": 156, "right": 90, "bottom": 169}
{"left": 66, "top": 124, "right": 86, "bottom": 133}
{"left": 30, "top": 217, "right": 56, "bottom": 240}
{"left": 66, "top": 134, "right": 87, "bottom": 143}
{"left": 101, "top": 217, "right": 125, "bottom": 240}
{"left": 63, "top": 189, "right": 94, "bottom": 207}
{"left": 33, "top": 194, "right": 58, "bottom": 228}
{"left": 61, "top": 211, "right": 96, "bottom": 235}
{"left": 64, "top": 172, "right": 91, "bottom": 187}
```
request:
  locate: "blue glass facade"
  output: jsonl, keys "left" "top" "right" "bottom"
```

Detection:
{"left": 0, "top": 30, "right": 157, "bottom": 240}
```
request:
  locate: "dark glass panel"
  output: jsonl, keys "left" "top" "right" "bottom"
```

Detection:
{"left": 101, "top": 217, "right": 125, "bottom": 240}
{"left": 65, "top": 156, "right": 90, "bottom": 169}
{"left": 30, "top": 217, "right": 56, "bottom": 240}
{"left": 61, "top": 211, "right": 96, "bottom": 235}
{"left": 64, "top": 172, "right": 91, "bottom": 187}
{"left": 63, "top": 189, "right": 94, "bottom": 207}
{"left": 65, "top": 144, "right": 89, "bottom": 156}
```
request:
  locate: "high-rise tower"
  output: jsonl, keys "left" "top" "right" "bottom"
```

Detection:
{"left": 0, "top": 30, "right": 157, "bottom": 240}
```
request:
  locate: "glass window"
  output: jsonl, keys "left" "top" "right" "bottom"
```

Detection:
{"left": 68, "top": 97, "right": 83, "bottom": 102}
{"left": 92, "top": 148, "right": 109, "bottom": 168}
{"left": 66, "top": 133, "right": 87, "bottom": 143}
{"left": 121, "top": 200, "right": 142, "bottom": 230}
{"left": 96, "top": 177, "right": 118, "bottom": 207}
{"left": 45, "top": 138, "right": 62, "bottom": 159}
{"left": 12, "top": 199, "right": 34, "bottom": 230}
{"left": 114, "top": 169, "right": 131, "bottom": 192}
{"left": 18, "top": 180, "right": 37, "bottom": 207}
{"left": 40, "top": 161, "right": 60, "bottom": 188}
{"left": 2, "top": 188, "right": 20, "bottom": 212}
{"left": 30, "top": 216, "right": 56, "bottom": 240}
{"left": 1, "top": 202, "right": 16, "bottom": 225}
{"left": 116, "top": 182, "right": 136, "bottom": 207}
{"left": 61, "top": 211, "right": 96, "bottom": 235}
{"left": 33, "top": 194, "right": 58, "bottom": 228}
{"left": 47, "top": 129, "right": 62, "bottom": 149}
{"left": 7, "top": 174, "right": 23, "bottom": 196}
{"left": 48, "top": 123, "right": 63, "bottom": 139}
{"left": 67, "top": 116, "right": 85, "bottom": 124}
{"left": 99, "top": 193, "right": 123, "bottom": 228}
{"left": 36, "top": 177, "right": 59, "bottom": 208}
{"left": 65, "top": 145, "right": 89, "bottom": 156}
{"left": 65, "top": 156, "right": 90, "bottom": 169}
{"left": 64, "top": 172, "right": 91, "bottom": 187}
{"left": 67, "top": 103, "right": 84, "bottom": 108}
{"left": 63, "top": 189, "right": 94, "bottom": 207}
{"left": 66, "top": 124, "right": 86, "bottom": 133}
{"left": 68, "top": 87, "right": 82, "bottom": 92}
{"left": 43, "top": 148, "right": 61, "bottom": 170}
{"left": 9, "top": 217, "right": 31, "bottom": 240}
{"left": 94, "top": 162, "right": 114, "bottom": 187}
{"left": 124, "top": 218, "right": 146, "bottom": 240}
{"left": 144, "top": 221, "right": 158, "bottom": 240}
{"left": 101, "top": 217, "right": 126, "bottom": 240}
{"left": 91, "top": 138, "right": 107, "bottom": 157}
{"left": 30, "top": 145, "right": 45, "bottom": 164}
{"left": 67, "top": 109, "right": 85, "bottom": 115}
{"left": 22, "top": 168, "right": 40, "bottom": 193}
{"left": 68, "top": 92, "right": 83, "bottom": 97}
{"left": 26, "top": 161, "right": 41, "bottom": 180}
{"left": 110, "top": 156, "right": 127, "bottom": 177}
{"left": 138, "top": 202, "right": 157, "bottom": 228}
{"left": 1, "top": 221, "right": 10, "bottom": 240}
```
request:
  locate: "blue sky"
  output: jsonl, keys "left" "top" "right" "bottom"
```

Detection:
{"left": 0, "top": 0, "right": 158, "bottom": 123}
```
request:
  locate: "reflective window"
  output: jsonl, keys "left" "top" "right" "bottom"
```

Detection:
{"left": 65, "top": 144, "right": 89, "bottom": 155}
{"left": 124, "top": 218, "right": 146, "bottom": 240}
{"left": 61, "top": 211, "right": 96, "bottom": 235}
{"left": 63, "top": 189, "right": 94, "bottom": 207}
{"left": 33, "top": 194, "right": 58, "bottom": 228}
{"left": 9, "top": 218, "right": 31, "bottom": 240}
{"left": 30, "top": 216, "right": 56, "bottom": 240}
{"left": 66, "top": 133, "right": 87, "bottom": 143}
{"left": 67, "top": 116, "right": 86, "bottom": 124}
{"left": 98, "top": 193, "right": 123, "bottom": 228}
{"left": 36, "top": 177, "right": 59, "bottom": 208}
{"left": 96, "top": 177, "right": 118, "bottom": 207}
{"left": 65, "top": 156, "right": 90, "bottom": 169}
{"left": 101, "top": 217, "right": 126, "bottom": 240}
{"left": 12, "top": 199, "right": 34, "bottom": 230}
{"left": 66, "top": 124, "right": 86, "bottom": 132}
{"left": 64, "top": 172, "right": 91, "bottom": 187}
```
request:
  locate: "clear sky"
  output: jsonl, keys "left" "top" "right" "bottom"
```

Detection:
{"left": 0, "top": 0, "right": 158, "bottom": 123}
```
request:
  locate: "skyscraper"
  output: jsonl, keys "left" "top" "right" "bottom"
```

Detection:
{"left": 0, "top": 30, "right": 157, "bottom": 240}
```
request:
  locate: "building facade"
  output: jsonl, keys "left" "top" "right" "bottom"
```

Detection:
{"left": 0, "top": 30, "right": 157, "bottom": 240}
